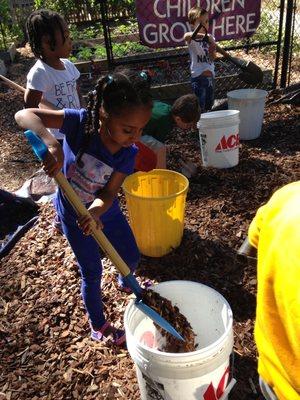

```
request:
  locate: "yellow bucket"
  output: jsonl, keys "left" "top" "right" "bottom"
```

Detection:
{"left": 122, "top": 169, "right": 189, "bottom": 257}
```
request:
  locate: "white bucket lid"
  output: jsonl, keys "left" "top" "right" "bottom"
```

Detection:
{"left": 227, "top": 88, "right": 268, "bottom": 100}
{"left": 197, "top": 109, "right": 240, "bottom": 129}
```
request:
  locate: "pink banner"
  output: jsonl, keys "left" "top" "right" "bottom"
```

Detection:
{"left": 136, "top": 0, "right": 261, "bottom": 48}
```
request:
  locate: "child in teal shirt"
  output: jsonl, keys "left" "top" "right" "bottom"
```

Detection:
{"left": 135, "top": 94, "right": 200, "bottom": 170}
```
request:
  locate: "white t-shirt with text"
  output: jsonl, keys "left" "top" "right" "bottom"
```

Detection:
{"left": 188, "top": 39, "right": 215, "bottom": 79}
{"left": 26, "top": 58, "right": 80, "bottom": 140}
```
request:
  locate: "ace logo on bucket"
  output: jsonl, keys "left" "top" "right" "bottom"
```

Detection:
{"left": 215, "top": 133, "right": 240, "bottom": 152}
{"left": 203, "top": 367, "right": 230, "bottom": 400}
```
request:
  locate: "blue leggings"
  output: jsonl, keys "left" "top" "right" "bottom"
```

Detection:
{"left": 60, "top": 209, "right": 140, "bottom": 330}
{"left": 191, "top": 75, "right": 215, "bottom": 113}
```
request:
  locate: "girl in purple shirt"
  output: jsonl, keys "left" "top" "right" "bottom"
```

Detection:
{"left": 15, "top": 70, "right": 152, "bottom": 346}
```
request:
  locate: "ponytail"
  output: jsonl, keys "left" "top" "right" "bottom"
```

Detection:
{"left": 76, "top": 76, "right": 108, "bottom": 167}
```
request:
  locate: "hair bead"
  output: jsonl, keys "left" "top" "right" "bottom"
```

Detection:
{"left": 140, "top": 71, "right": 148, "bottom": 81}
{"left": 106, "top": 75, "right": 113, "bottom": 85}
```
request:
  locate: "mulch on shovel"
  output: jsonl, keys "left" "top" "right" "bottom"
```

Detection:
{"left": 142, "top": 288, "right": 197, "bottom": 353}
{"left": 0, "top": 76, "right": 299, "bottom": 400}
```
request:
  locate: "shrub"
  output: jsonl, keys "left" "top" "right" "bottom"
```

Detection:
{"left": 76, "top": 46, "right": 93, "bottom": 60}
{"left": 0, "top": 0, "right": 24, "bottom": 49}
{"left": 69, "top": 24, "right": 103, "bottom": 41}
{"left": 112, "top": 21, "right": 138, "bottom": 36}
{"left": 112, "top": 41, "right": 148, "bottom": 57}
{"left": 94, "top": 45, "right": 106, "bottom": 59}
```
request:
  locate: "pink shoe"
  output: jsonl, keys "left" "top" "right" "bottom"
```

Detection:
{"left": 91, "top": 322, "right": 126, "bottom": 346}
{"left": 118, "top": 286, "right": 133, "bottom": 294}
{"left": 51, "top": 215, "right": 63, "bottom": 235}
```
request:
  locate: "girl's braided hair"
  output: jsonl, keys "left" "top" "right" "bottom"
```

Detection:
{"left": 26, "top": 9, "right": 65, "bottom": 59}
{"left": 76, "top": 69, "right": 152, "bottom": 167}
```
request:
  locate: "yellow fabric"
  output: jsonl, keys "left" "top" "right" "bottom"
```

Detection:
{"left": 248, "top": 181, "right": 300, "bottom": 400}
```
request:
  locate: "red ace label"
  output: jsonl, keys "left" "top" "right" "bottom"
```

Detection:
{"left": 203, "top": 367, "right": 230, "bottom": 400}
{"left": 215, "top": 133, "right": 240, "bottom": 152}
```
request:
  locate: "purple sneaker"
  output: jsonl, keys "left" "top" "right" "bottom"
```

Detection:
{"left": 52, "top": 214, "right": 63, "bottom": 235}
{"left": 91, "top": 322, "right": 126, "bottom": 346}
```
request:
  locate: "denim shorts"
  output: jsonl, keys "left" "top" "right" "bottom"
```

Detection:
{"left": 191, "top": 75, "right": 215, "bottom": 113}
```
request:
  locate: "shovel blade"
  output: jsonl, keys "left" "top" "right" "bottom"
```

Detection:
{"left": 239, "top": 61, "right": 264, "bottom": 84}
{"left": 135, "top": 299, "right": 185, "bottom": 342}
{"left": 228, "top": 57, "right": 263, "bottom": 84}
{"left": 119, "top": 274, "right": 184, "bottom": 341}
{"left": 238, "top": 71, "right": 263, "bottom": 85}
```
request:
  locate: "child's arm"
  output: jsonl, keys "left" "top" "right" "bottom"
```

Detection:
{"left": 24, "top": 88, "right": 42, "bottom": 108}
{"left": 24, "top": 88, "right": 58, "bottom": 110}
{"left": 208, "top": 35, "right": 217, "bottom": 61}
{"left": 78, "top": 171, "right": 127, "bottom": 234}
{"left": 14, "top": 108, "right": 64, "bottom": 176}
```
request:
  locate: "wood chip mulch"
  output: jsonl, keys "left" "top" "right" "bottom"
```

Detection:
{"left": 141, "top": 289, "right": 197, "bottom": 353}
{"left": 1, "top": 59, "right": 300, "bottom": 399}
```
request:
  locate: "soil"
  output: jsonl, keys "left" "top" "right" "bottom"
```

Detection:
{"left": 0, "top": 51, "right": 300, "bottom": 400}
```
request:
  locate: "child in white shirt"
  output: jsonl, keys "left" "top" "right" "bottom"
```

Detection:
{"left": 25, "top": 9, "right": 81, "bottom": 141}
{"left": 184, "top": 7, "right": 216, "bottom": 112}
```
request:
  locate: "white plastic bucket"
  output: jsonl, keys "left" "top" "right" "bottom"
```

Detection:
{"left": 124, "top": 281, "right": 235, "bottom": 400}
{"left": 197, "top": 110, "right": 240, "bottom": 169}
{"left": 227, "top": 89, "right": 267, "bottom": 140}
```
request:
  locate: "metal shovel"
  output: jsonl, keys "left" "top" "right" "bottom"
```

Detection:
{"left": 25, "top": 130, "right": 184, "bottom": 342}
{"left": 191, "top": 24, "right": 263, "bottom": 85}
{"left": 215, "top": 44, "right": 264, "bottom": 85}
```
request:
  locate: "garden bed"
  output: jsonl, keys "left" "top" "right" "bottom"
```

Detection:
{"left": 0, "top": 53, "right": 299, "bottom": 399}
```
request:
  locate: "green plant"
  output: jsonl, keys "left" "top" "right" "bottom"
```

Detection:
{"left": 76, "top": 46, "right": 93, "bottom": 60}
{"left": 94, "top": 45, "right": 106, "bottom": 59}
{"left": 0, "top": 0, "right": 25, "bottom": 50}
{"left": 69, "top": 24, "right": 81, "bottom": 40}
{"left": 253, "top": 11, "right": 279, "bottom": 43}
{"left": 112, "top": 41, "right": 148, "bottom": 57}
{"left": 0, "top": 0, "right": 12, "bottom": 49}
{"left": 69, "top": 23, "right": 103, "bottom": 41}
{"left": 113, "top": 21, "right": 138, "bottom": 36}
{"left": 69, "top": 55, "right": 78, "bottom": 63}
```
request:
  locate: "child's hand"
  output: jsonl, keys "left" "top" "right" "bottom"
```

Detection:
{"left": 77, "top": 205, "right": 104, "bottom": 235}
{"left": 43, "top": 142, "right": 64, "bottom": 177}
{"left": 184, "top": 32, "right": 193, "bottom": 43}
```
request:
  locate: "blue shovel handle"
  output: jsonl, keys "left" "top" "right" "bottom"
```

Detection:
{"left": 25, "top": 130, "right": 48, "bottom": 161}
{"left": 25, "top": 131, "right": 143, "bottom": 297}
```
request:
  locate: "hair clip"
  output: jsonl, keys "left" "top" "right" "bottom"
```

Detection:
{"left": 106, "top": 75, "right": 113, "bottom": 84}
{"left": 140, "top": 71, "right": 148, "bottom": 81}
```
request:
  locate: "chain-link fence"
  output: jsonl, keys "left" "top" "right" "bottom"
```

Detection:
{"left": 283, "top": 0, "right": 299, "bottom": 86}
{"left": 97, "top": 0, "right": 299, "bottom": 99}
{"left": 4, "top": 0, "right": 298, "bottom": 97}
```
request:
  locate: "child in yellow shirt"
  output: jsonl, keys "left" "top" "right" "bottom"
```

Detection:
{"left": 247, "top": 181, "right": 300, "bottom": 400}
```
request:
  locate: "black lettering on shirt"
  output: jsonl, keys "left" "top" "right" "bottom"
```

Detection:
{"left": 67, "top": 94, "right": 77, "bottom": 108}
{"left": 56, "top": 98, "right": 66, "bottom": 108}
